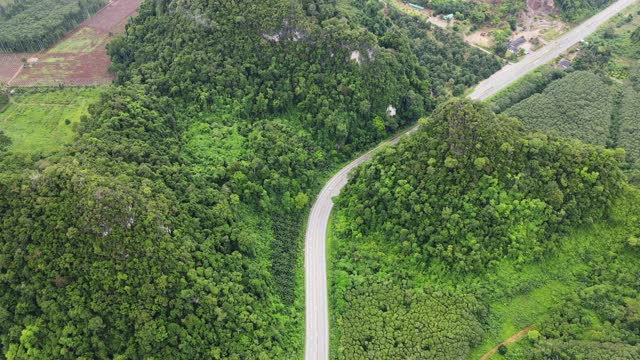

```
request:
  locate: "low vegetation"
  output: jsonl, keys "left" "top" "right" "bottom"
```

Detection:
{"left": 0, "top": 88, "right": 102, "bottom": 155}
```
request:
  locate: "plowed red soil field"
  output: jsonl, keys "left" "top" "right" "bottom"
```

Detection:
{"left": 0, "top": 0, "right": 141, "bottom": 87}
{"left": 0, "top": 53, "right": 27, "bottom": 84}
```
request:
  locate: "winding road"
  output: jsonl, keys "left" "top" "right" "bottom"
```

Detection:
{"left": 304, "top": 1, "right": 638, "bottom": 359}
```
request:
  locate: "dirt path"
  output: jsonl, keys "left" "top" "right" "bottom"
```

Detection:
{"left": 479, "top": 326, "right": 533, "bottom": 360}
{"left": 6, "top": 64, "right": 24, "bottom": 86}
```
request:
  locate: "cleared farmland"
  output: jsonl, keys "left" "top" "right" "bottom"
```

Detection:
{"left": 0, "top": 0, "right": 141, "bottom": 87}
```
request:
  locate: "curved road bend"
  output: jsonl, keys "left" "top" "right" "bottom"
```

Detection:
{"left": 305, "top": 1, "right": 638, "bottom": 358}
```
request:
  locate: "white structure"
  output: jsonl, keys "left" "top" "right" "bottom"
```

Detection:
{"left": 386, "top": 105, "right": 397, "bottom": 117}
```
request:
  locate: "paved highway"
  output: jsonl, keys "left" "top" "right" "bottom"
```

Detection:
{"left": 469, "top": 0, "right": 639, "bottom": 100}
{"left": 304, "top": 126, "right": 417, "bottom": 360}
{"left": 305, "top": 1, "right": 637, "bottom": 358}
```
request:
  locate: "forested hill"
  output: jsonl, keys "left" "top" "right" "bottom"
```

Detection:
{"left": 0, "top": 1, "right": 499, "bottom": 358}
{"left": 330, "top": 99, "right": 631, "bottom": 358}
{"left": 108, "top": 0, "right": 499, "bottom": 149}
{"left": 336, "top": 99, "right": 624, "bottom": 273}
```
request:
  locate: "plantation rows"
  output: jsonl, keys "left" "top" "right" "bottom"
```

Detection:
{"left": 618, "top": 87, "right": 640, "bottom": 168}
{"left": 500, "top": 71, "right": 640, "bottom": 169}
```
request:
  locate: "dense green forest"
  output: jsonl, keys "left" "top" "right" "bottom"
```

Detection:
{"left": 330, "top": 99, "right": 638, "bottom": 359}
{"left": 0, "top": 0, "right": 107, "bottom": 52}
{"left": 335, "top": 99, "right": 624, "bottom": 272}
{"left": 0, "top": 0, "right": 500, "bottom": 358}
{"left": 555, "top": 0, "right": 613, "bottom": 21}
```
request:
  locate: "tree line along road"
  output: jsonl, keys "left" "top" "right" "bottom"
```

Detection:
{"left": 304, "top": 1, "right": 639, "bottom": 359}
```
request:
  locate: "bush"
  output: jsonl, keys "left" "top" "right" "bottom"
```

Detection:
{"left": 0, "top": 89, "right": 8, "bottom": 108}
{"left": 498, "top": 344, "right": 508, "bottom": 355}
{"left": 528, "top": 329, "right": 541, "bottom": 342}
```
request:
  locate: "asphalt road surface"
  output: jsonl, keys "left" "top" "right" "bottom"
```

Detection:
{"left": 305, "top": 1, "right": 637, "bottom": 358}
{"left": 469, "top": 0, "right": 639, "bottom": 100}
{"left": 304, "top": 126, "right": 417, "bottom": 360}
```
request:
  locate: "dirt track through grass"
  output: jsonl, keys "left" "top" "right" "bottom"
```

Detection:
{"left": 479, "top": 326, "right": 533, "bottom": 360}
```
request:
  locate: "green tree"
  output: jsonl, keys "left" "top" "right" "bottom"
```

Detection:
{"left": 632, "top": 26, "right": 640, "bottom": 43}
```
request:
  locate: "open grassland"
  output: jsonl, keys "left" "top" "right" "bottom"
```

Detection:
{"left": 0, "top": 87, "right": 102, "bottom": 154}
{"left": 467, "top": 229, "right": 600, "bottom": 358}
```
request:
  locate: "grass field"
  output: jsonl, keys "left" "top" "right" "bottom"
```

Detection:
{"left": 49, "top": 28, "right": 101, "bottom": 54}
{"left": 468, "top": 194, "right": 636, "bottom": 359}
{"left": 0, "top": 87, "right": 102, "bottom": 154}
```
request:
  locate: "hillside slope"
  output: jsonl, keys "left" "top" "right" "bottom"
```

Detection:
{"left": 330, "top": 99, "right": 636, "bottom": 358}
{"left": 0, "top": 1, "right": 500, "bottom": 358}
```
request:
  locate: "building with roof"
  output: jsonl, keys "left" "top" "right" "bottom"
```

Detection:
{"left": 507, "top": 37, "right": 526, "bottom": 53}
{"left": 557, "top": 58, "right": 571, "bottom": 70}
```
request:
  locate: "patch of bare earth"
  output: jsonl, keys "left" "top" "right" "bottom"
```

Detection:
{"left": 392, "top": 0, "right": 452, "bottom": 29}
{"left": 465, "top": 29, "right": 494, "bottom": 48}
{"left": 0, "top": 53, "right": 27, "bottom": 85}
{"left": 464, "top": 0, "right": 567, "bottom": 53}
{"left": 427, "top": 15, "right": 451, "bottom": 29}
{"left": 515, "top": 0, "right": 567, "bottom": 48}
